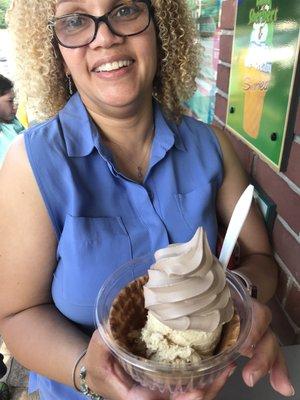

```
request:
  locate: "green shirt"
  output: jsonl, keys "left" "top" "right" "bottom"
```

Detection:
{"left": 0, "top": 118, "right": 24, "bottom": 167}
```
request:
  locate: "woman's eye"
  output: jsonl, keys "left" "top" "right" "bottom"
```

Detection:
{"left": 114, "top": 5, "right": 139, "bottom": 18}
{"left": 62, "top": 15, "right": 86, "bottom": 30}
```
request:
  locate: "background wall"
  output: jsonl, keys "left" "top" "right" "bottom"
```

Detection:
{"left": 213, "top": 0, "right": 300, "bottom": 344}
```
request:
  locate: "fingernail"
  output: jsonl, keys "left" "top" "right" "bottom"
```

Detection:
{"left": 191, "top": 395, "right": 203, "bottom": 400}
{"left": 249, "top": 373, "right": 254, "bottom": 387}
{"left": 249, "top": 371, "right": 259, "bottom": 387}
{"left": 189, "top": 394, "right": 203, "bottom": 400}
{"left": 288, "top": 383, "right": 295, "bottom": 397}
{"left": 228, "top": 366, "right": 237, "bottom": 378}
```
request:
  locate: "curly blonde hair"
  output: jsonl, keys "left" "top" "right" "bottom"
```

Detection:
{"left": 7, "top": 0, "right": 199, "bottom": 123}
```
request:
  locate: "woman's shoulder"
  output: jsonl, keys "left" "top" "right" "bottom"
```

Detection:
{"left": 23, "top": 114, "right": 70, "bottom": 164}
{"left": 180, "top": 113, "right": 209, "bottom": 132}
{"left": 180, "top": 114, "right": 219, "bottom": 141}
{"left": 179, "top": 115, "right": 239, "bottom": 159}
{"left": 0, "top": 134, "right": 32, "bottom": 186}
{"left": 209, "top": 125, "right": 242, "bottom": 165}
{"left": 1, "top": 133, "right": 27, "bottom": 167}
{"left": 179, "top": 114, "right": 224, "bottom": 156}
{"left": 0, "top": 134, "right": 45, "bottom": 218}
{"left": 24, "top": 115, "right": 61, "bottom": 141}
{"left": 1, "top": 118, "right": 61, "bottom": 192}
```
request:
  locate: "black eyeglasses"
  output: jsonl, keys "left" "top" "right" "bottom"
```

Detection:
{"left": 50, "top": 0, "right": 152, "bottom": 49}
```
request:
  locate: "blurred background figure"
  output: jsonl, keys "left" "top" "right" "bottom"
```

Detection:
{"left": 0, "top": 74, "right": 24, "bottom": 167}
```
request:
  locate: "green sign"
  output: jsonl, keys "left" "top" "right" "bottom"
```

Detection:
{"left": 227, "top": 0, "right": 300, "bottom": 170}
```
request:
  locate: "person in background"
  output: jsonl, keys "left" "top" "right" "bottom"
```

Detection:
{"left": 0, "top": 74, "right": 24, "bottom": 167}
{"left": 0, "top": 1, "right": 295, "bottom": 400}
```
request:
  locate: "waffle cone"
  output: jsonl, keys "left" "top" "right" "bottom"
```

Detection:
{"left": 215, "top": 309, "right": 240, "bottom": 353}
{"left": 109, "top": 276, "right": 240, "bottom": 359}
{"left": 242, "top": 67, "right": 271, "bottom": 138}
{"left": 109, "top": 276, "right": 149, "bottom": 356}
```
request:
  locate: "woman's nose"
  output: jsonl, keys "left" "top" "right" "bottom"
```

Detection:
{"left": 89, "top": 22, "right": 125, "bottom": 49}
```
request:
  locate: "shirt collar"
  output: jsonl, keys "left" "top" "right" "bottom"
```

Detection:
{"left": 58, "top": 93, "right": 96, "bottom": 157}
{"left": 59, "top": 93, "right": 186, "bottom": 158}
{"left": 153, "top": 101, "right": 186, "bottom": 153}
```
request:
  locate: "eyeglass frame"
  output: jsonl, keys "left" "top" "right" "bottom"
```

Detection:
{"left": 49, "top": 0, "right": 154, "bottom": 49}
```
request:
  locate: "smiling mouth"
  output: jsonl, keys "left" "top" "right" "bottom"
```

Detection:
{"left": 93, "top": 59, "right": 134, "bottom": 73}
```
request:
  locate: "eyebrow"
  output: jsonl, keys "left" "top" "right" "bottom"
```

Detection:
{"left": 56, "top": 0, "right": 86, "bottom": 5}
{"left": 56, "top": 0, "right": 123, "bottom": 6}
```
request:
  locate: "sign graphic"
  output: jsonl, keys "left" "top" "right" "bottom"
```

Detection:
{"left": 227, "top": 0, "right": 300, "bottom": 170}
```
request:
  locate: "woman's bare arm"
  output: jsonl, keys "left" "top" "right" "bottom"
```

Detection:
{"left": 212, "top": 128, "right": 295, "bottom": 397}
{"left": 0, "top": 136, "right": 89, "bottom": 386}
{"left": 213, "top": 127, "right": 278, "bottom": 303}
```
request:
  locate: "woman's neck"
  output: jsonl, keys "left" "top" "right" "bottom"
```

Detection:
{"left": 87, "top": 97, "right": 154, "bottom": 149}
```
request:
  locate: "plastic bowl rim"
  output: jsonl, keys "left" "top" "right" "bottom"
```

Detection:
{"left": 95, "top": 260, "right": 252, "bottom": 374}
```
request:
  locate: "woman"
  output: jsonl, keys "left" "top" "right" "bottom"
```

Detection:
{"left": 0, "top": 74, "right": 24, "bottom": 167}
{"left": 0, "top": 0, "right": 294, "bottom": 399}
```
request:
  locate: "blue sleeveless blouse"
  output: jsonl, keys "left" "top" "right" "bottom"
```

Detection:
{"left": 24, "top": 93, "right": 223, "bottom": 399}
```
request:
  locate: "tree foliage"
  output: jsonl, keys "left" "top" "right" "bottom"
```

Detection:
{"left": 0, "top": 0, "right": 10, "bottom": 29}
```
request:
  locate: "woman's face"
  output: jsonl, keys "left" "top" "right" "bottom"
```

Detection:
{"left": 55, "top": 0, "right": 157, "bottom": 115}
{"left": 0, "top": 89, "right": 17, "bottom": 123}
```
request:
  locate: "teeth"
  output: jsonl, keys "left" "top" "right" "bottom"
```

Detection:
{"left": 95, "top": 60, "right": 133, "bottom": 72}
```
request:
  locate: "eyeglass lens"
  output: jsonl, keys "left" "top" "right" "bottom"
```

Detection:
{"left": 54, "top": 1, "right": 150, "bottom": 48}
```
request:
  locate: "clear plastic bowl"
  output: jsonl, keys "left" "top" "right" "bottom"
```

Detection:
{"left": 95, "top": 256, "right": 252, "bottom": 393}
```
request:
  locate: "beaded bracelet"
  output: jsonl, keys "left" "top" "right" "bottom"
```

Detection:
{"left": 79, "top": 366, "right": 104, "bottom": 400}
{"left": 72, "top": 350, "right": 104, "bottom": 399}
{"left": 72, "top": 349, "right": 87, "bottom": 391}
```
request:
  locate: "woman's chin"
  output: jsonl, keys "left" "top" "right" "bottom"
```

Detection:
{"left": 93, "top": 93, "right": 150, "bottom": 112}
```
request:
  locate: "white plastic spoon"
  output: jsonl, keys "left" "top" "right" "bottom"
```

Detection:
{"left": 219, "top": 184, "right": 254, "bottom": 270}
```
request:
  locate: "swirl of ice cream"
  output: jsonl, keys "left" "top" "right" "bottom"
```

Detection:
{"left": 143, "top": 227, "right": 234, "bottom": 332}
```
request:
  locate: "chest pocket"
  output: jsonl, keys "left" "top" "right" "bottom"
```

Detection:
{"left": 174, "top": 183, "right": 218, "bottom": 248}
{"left": 55, "top": 215, "right": 132, "bottom": 307}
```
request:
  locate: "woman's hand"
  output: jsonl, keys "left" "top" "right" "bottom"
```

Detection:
{"left": 78, "top": 330, "right": 169, "bottom": 400}
{"left": 80, "top": 331, "right": 236, "bottom": 400}
{"left": 240, "top": 299, "right": 295, "bottom": 397}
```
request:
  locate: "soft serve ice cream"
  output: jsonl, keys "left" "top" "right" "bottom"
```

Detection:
{"left": 141, "top": 227, "right": 234, "bottom": 365}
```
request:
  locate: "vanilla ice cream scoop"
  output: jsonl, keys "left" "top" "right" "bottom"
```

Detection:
{"left": 141, "top": 228, "right": 234, "bottom": 364}
{"left": 143, "top": 227, "right": 234, "bottom": 332}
